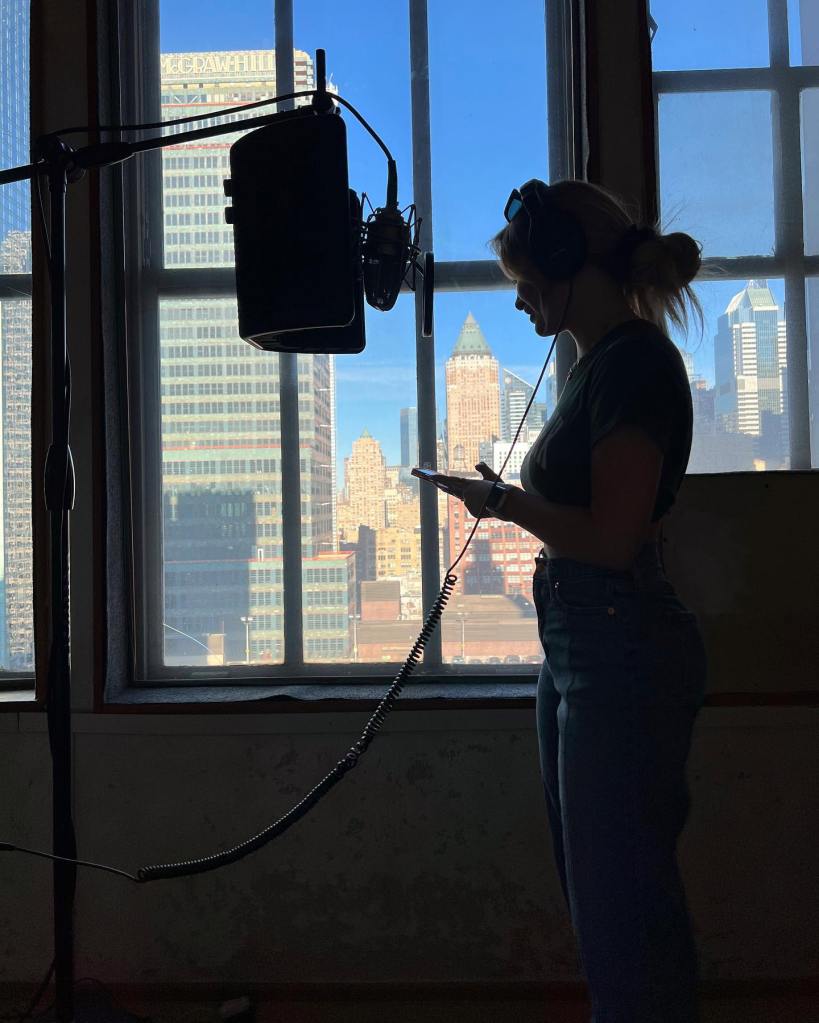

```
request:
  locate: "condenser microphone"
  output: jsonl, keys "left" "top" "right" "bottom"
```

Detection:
{"left": 361, "top": 158, "right": 434, "bottom": 333}
{"left": 362, "top": 203, "right": 412, "bottom": 312}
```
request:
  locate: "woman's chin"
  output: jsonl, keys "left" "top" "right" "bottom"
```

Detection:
{"left": 533, "top": 321, "right": 549, "bottom": 336}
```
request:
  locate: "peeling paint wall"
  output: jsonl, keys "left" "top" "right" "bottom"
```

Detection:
{"left": 2, "top": 705, "right": 818, "bottom": 986}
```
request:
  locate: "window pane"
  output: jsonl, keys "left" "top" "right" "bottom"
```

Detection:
{"left": 658, "top": 92, "right": 775, "bottom": 257}
{"left": 159, "top": 2, "right": 412, "bottom": 272}
{"left": 806, "top": 277, "right": 819, "bottom": 466}
{"left": 321, "top": 297, "right": 426, "bottom": 666}
{"left": 160, "top": 296, "right": 285, "bottom": 667}
{"left": 434, "top": 291, "right": 551, "bottom": 668}
{"left": 802, "top": 88, "right": 819, "bottom": 255}
{"left": 159, "top": 5, "right": 312, "bottom": 271}
{"left": 0, "top": 4, "right": 33, "bottom": 678}
{"left": 0, "top": 296, "right": 33, "bottom": 672}
{"left": 294, "top": 1, "right": 413, "bottom": 225}
{"left": 788, "top": 0, "right": 819, "bottom": 65}
{"left": 158, "top": 44, "right": 311, "bottom": 269}
{"left": 429, "top": 0, "right": 548, "bottom": 261}
{"left": 650, "top": 0, "right": 770, "bottom": 71}
{"left": 0, "top": 0, "right": 30, "bottom": 263}
{"left": 667, "top": 278, "right": 790, "bottom": 472}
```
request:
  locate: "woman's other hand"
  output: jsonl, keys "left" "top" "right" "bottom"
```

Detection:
{"left": 447, "top": 462, "right": 511, "bottom": 519}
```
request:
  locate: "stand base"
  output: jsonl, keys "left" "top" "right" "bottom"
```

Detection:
{"left": 38, "top": 994, "right": 149, "bottom": 1023}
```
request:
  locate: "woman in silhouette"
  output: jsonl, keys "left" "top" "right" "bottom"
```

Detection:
{"left": 444, "top": 178, "right": 707, "bottom": 1022}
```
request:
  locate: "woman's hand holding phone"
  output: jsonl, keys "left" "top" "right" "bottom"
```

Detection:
{"left": 411, "top": 462, "right": 511, "bottom": 519}
{"left": 410, "top": 467, "right": 466, "bottom": 496}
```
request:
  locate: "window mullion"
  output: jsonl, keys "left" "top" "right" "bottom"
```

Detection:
{"left": 433, "top": 261, "right": 508, "bottom": 290}
{"left": 653, "top": 66, "right": 819, "bottom": 93}
{"left": 409, "top": 0, "right": 442, "bottom": 669}
{"left": 768, "top": 0, "right": 790, "bottom": 68}
{"left": 274, "top": 0, "right": 304, "bottom": 669}
{"left": 153, "top": 261, "right": 511, "bottom": 294}
{"left": 768, "top": 0, "right": 811, "bottom": 467}
{"left": 128, "top": 0, "right": 167, "bottom": 677}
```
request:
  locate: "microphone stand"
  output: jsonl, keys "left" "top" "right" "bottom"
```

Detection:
{"left": 0, "top": 73, "right": 338, "bottom": 1023}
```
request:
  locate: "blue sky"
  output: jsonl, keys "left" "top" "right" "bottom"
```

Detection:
{"left": 160, "top": 0, "right": 805, "bottom": 476}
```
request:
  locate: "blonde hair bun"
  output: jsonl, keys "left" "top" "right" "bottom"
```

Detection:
{"left": 630, "top": 230, "right": 702, "bottom": 294}
{"left": 660, "top": 231, "right": 702, "bottom": 288}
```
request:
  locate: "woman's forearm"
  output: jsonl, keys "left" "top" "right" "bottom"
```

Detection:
{"left": 500, "top": 486, "right": 625, "bottom": 569}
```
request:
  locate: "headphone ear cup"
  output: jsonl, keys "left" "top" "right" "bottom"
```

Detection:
{"left": 530, "top": 205, "right": 587, "bottom": 280}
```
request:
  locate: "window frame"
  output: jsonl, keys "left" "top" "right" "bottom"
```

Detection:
{"left": 651, "top": 0, "right": 819, "bottom": 469}
{"left": 119, "top": 0, "right": 581, "bottom": 688}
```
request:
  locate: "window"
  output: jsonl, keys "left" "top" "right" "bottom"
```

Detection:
{"left": 124, "top": 0, "right": 567, "bottom": 683}
{"left": 652, "top": 0, "right": 819, "bottom": 472}
{"left": 0, "top": 0, "right": 33, "bottom": 687}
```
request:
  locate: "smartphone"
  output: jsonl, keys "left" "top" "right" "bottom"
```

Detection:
{"left": 411, "top": 467, "right": 461, "bottom": 495}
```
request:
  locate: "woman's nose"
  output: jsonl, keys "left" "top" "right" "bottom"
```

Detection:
{"left": 514, "top": 297, "right": 525, "bottom": 311}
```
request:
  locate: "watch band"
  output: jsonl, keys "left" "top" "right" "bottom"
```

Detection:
{"left": 485, "top": 481, "right": 513, "bottom": 517}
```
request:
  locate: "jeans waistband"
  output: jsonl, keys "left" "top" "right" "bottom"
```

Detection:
{"left": 534, "top": 541, "right": 667, "bottom": 590}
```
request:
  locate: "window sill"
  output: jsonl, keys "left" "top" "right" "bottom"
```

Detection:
{"left": 0, "top": 688, "right": 37, "bottom": 707}
{"left": 105, "top": 677, "right": 540, "bottom": 710}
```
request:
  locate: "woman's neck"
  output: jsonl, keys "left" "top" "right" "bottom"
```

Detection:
{"left": 567, "top": 305, "right": 639, "bottom": 360}
{"left": 560, "top": 266, "right": 640, "bottom": 360}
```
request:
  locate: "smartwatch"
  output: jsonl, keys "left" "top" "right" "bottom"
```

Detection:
{"left": 484, "top": 481, "right": 514, "bottom": 517}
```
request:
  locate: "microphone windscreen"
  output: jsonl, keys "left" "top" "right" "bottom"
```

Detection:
{"left": 363, "top": 208, "right": 411, "bottom": 311}
{"left": 245, "top": 190, "right": 366, "bottom": 354}
{"left": 227, "top": 109, "right": 357, "bottom": 346}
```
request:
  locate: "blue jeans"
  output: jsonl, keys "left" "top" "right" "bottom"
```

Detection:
{"left": 533, "top": 541, "right": 707, "bottom": 1023}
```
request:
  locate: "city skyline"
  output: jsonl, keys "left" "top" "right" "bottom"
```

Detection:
{"left": 338, "top": 284, "right": 791, "bottom": 488}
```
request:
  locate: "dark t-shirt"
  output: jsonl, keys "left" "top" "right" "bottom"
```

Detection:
{"left": 519, "top": 318, "right": 693, "bottom": 522}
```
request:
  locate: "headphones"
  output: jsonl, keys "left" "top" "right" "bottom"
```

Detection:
{"left": 504, "top": 178, "right": 588, "bottom": 281}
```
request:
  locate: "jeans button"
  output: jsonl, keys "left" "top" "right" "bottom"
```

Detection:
{"left": 607, "top": 606, "right": 616, "bottom": 616}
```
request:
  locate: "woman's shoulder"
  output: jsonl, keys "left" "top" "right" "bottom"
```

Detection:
{"left": 601, "top": 319, "right": 687, "bottom": 372}
{"left": 586, "top": 319, "right": 691, "bottom": 399}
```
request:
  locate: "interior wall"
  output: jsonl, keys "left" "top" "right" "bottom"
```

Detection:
{"left": 2, "top": 698, "right": 817, "bottom": 987}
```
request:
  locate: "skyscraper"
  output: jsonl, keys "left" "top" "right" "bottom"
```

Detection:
{"left": 500, "top": 367, "right": 546, "bottom": 442}
{"left": 0, "top": 3, "right": 31, "bottom": 670}
{"left": 399, "top": 406, "right": 418, "bottom": 467}
{"left": 159, "top": 50, "right": 346, "bottom": 663}
{"left": 678, "top": 346, "right": 695, "bottom": 381}
{"left": 163, "top": 489, "right": 256, "bottom": 664}
{"left": 714, "top": 280, "right": 788, "bottom": 466}
{"left": 0, "top": 229, "right": 32, "bottom": 668}
{"left": 444, "top": 312, "right": 501, "bottom": 472}
{"left": 343, "top": 428, "right": 387, "bottom": 533}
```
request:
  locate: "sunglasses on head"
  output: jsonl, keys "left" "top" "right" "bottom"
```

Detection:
{"left": 504, "top": 180, "right": 546, "bottom": 222}
{"left": 504, "top": 189, "right": 525, "bottom": 222}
